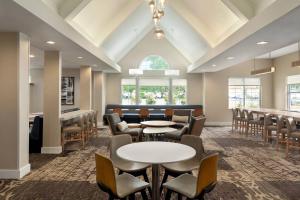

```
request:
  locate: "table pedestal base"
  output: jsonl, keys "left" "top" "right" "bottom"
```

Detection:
{"left": 152, "top": 164, "right": 160, "bottom": 200}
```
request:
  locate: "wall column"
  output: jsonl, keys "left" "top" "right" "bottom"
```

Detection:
{"left": 0, "top": 32, "right": 30, "bottom": 179}
{"left": 93, "top": 71, "right": 106, "bottom": 122}
{"left": 80, "top": 66, "right": 92, "bottom": 110}
{"left": 42, "top": 51, "right": 62, "bottom": 154}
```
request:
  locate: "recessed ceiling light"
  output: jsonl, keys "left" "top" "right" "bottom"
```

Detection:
{"left": 256, "top": 41, "right": 269, "bottom": 45}
{"left": 77, "top": 56, "right": 83, "bottom": 59}
{"left": 226, "top": 56, "right": 235, "bottom": 60}
{"left": 29, "top": 54, "right": 35, "bottom": 58}
{"left": 46, "top": 40, "right": 55, "bottom": 45}
{"left": 212, "top": 64, "right": 217, "bottom": 67}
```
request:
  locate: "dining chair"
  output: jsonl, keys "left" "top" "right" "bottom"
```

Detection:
{"left": 231, "top": 108, "right": 238, "bottom": 133}
{"left": 192, "top": 108, "right": 203, "bottom": 117}
{"left": 164, "top": 108, "right": 174, "bottom": 121}
{"left": 95, "top": 153, "right": 150, "bottom": 200}
{"left": 263, "top": 114, "right": 278, "bottom": 143}
{"left": 110, "top": 134, "right": 152, "bottom": 195}
{"left": 61, "top": 116, "right": 85, "bottom": 151}
{"left": 92, "top": 110, "right": 98, "bottom": 134}
{"left": 275, "top": 116, "right": 288, "bottom": 150}
{"left": 235, "top": 108, "right": 243, "bottom": 133}
{"left": 139, "top": 108, "right": 150, "bottom": 121}
{"left": 285, "top": 117, "right": 300, "bottom": 157}
{"left": 160, "top": 135, "right": 205, "bottom": 192}
{"left": 246, "top": 111, "right": 264, "bottom": 137}
{"left": 163, "top": 153, "right": 219, "bottom": 200}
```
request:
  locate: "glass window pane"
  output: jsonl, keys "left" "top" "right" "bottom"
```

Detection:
{"left": 228, "top": 78, "right": 243, "bottom": 85}
{"left": 288, "top": 83, "right": 300, "bottom": 111}
{"left": 245, "top": 86, "right": 260, "bottom": 108}
{"left": 139, "top": 79, "right": 169, "bottom": 105}
{"left": 172, "top": 79, "right": 187, "bottom": 105}
{"left": 121, "top": 79, "right": 136, "bottom": 105}
{"left": 287, "top": 75, "right": 300, "bottom": 84}
{"left": 140, "top": 55, "right": 169, "bottom": 70}
{"left": 229, "top": 86, "right": 244, "bottom": 108}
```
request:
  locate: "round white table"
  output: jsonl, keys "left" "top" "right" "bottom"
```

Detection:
{"left": 117, "top": 142, "right": 196, "bottom": 200}
{"left": 143, "top": 127, "right": 177, "bottom": 141}
{"left": 141, "top": 120, "right": 176, "bottom": 127}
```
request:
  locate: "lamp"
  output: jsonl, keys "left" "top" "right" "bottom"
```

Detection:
{"left": 251, "top": 53, "right": 276, "bottom": 76}
{"left": 154, "top": 28, "right": 164, "bottom": 39}
{"left": 291, "top": 41, "right": 300, "bottom": 67}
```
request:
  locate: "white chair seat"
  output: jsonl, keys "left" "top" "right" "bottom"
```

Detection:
{"left": 116, "top": 173, "right": 149, "bottom": 198}
{"left": 163, "top": 173, "right": 197, "bottom": 198}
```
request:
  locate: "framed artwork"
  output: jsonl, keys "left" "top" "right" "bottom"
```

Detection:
{"left": 61, "top": 77, "right": 75, "bottom": 105}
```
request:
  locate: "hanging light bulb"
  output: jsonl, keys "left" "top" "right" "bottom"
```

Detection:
{"left": 153, "top": 11, "right": 160, "bottom": 24}
{"left": 154, "top": 28, "right": 164, "bottom": 39}
{"left": 157, "top": 10, "right": 164, "bottom": 18}
{"left": 160, "top": 0, "right": 165, "bottom": 8}
{"left": 149, "top": 0, "right": 155, "bottom": 13}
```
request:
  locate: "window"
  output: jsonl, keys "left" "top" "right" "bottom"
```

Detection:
{"left": 172, "top": 79, "right": 187, "bottom": 105}
{"left": 139, "top": 55, "right": 169, "bottom": 70}
{"left": 121, "top": 79, "right": 136, "bottom": 105}
{"left": 287, "top": 75, "right": 300, "bottom": 111}
{"left": 228, "top": 78, "right": 261, "bottom": 108}
{"left": 139, "top": 79, "right": 169, "bottom": 105}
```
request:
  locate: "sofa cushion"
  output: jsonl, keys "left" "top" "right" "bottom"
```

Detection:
{"left": 172, "top": 115, "right": 189, "bottom": 123}
{"left": 117, "top": 121, "right": 128, "bottom": 132}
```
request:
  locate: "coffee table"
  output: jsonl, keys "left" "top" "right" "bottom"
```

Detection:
{"left": 141, "top": 120, "right": 176, "bottom": 127}
{"left": 117, "top": 142, "right": 196, "bottom": 200}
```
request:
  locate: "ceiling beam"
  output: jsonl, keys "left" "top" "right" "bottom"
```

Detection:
{"left": 222, "top": 0, "right": 254, "bottom": 22}
{"left": 62, "top": 0, "right": 93, "bottom": 21}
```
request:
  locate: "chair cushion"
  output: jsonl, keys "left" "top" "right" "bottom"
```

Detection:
{"left": 63, "top": 126, "right": 81, "bottom": 133}
{"left": 116, "top": 128, "right": 142, "bottom": 137}
{"left": 172, "top": 115, "right": 189, "bottom": 123}
{"left": 117, "top": 121, "right": 128, "bottom": 132}
{"left": 291, "top": 131, "right": 300, "bottom": 138}
{"left": 116, "top": 173, "right": 149, "bottom": 198}
{"left": 163, "top": 173, "right": 197, "bottom": 198}
{"left": 164, "top": 126, "right": 188, "bottom": 141}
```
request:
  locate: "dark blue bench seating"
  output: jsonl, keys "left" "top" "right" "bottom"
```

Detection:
{"left": 103, "top": 104, "right": 203, "bottom": 124}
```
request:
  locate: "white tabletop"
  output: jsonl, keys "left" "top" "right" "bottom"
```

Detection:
{"left": 244, "top": 108, "right": 300, "bottom": 119}
{"left": 117, "top": 142, "right": 196, "bottom": 164}
{"left": 60, "top": 110, "right": 93, "bottom": 121}
{"left": 143, "top": 127, "right": 177, "bottom": 134}
{"left": 141, "top": 120, "right": 176, "bottom": 127}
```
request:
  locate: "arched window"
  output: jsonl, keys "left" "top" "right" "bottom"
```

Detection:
{"left": 139, "top": 55, "right": 169, "bottom": 70}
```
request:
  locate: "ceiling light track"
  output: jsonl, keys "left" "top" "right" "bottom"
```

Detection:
{"left": 251, "top": 52, "right": 276, "bottom": 76}
{"left": 148, "top": 0, "right": 165, "bottom": 39}
{"left": 291, "top": 40, "right": 300, "bottom": 67}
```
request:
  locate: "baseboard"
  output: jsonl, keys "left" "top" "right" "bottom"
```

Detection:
{"left": 205, "top": 122, "right": 232, "bottom": 126}
{"left": 41, "top": 146, "right": 62, "bottom": 154}
{"left": 0, "top": 163, "right": 31, "bottom": 179}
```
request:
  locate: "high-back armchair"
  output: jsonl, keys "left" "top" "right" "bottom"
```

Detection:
{"left": 188, "top": 117, "right": 206, "bottom": 136}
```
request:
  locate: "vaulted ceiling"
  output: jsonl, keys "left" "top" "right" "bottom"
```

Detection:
{"left": 13, "top": 0, "right": 300, "bottom": 72}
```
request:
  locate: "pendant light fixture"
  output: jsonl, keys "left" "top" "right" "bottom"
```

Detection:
{"left": 251, "top": 52, "right": 276, "bottom": 75}
{"left": 291, "top": 40, "right": 300, "bottom": 67}
{"left": 148, "top": 0, "right": 166, "bottom": 39}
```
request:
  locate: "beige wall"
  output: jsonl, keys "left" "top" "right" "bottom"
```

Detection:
{"left": 30, "top": 68, "right": 80, "bottom": 112}
{"left": 273, "top": 52, "right": 300, "bottom": 110}
{"left": 204, "top": 59, "right": 273, "bottom": 124}
{"left": 0, "top": 32, "right": 30, "bottom": 178}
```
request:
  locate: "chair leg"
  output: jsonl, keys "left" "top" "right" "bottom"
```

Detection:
{"left": 160, "top": 171, "right": 169, "bottom": 193}
{"left": 142, "top": 170, "right": 152, "bottom": 195}
{"left": 141, "top": 189, "right": 148, "bottom": 200}
{"left": 165, "top": 189, "right": 172, "bottom": 200}
{"left": 128, "top": 193, "right": 135, "bottom": 200}
{"left": 286, "top": 139, "right": 289, "bottom": 158}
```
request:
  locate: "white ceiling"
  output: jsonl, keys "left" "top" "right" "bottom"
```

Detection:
{"left": 1, "top": 0, "right": 300, "bottom": 72}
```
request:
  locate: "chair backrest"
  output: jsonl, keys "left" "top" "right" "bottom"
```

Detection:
{"left": 173, "top": 109, "right": 192, "bottom": 122}
{"left": 242, "top": 110, "right": 248, "bottom": 119}
{"left": 113, "top": 108, "right": 123, "bottom": 117}
{"left": 164, "top": 108, "right": 173, "bottom": 118}
{"left": 231, "top": 109, "right": 237, "bottom": 119}
{"left": 247, "top": 111, "right": 254, "bottom": 120}
{"left": 30, "top": 116, "right": 43, "bottom": 140}
{"left": 95, "top": 153, "right": 117, "bottom": 195}
{"left": 94, "top": 110, "right": 98, "bottom": 123}
{"left": 196, "top": 153, "right": 219, "bottom": 196}
{"left": 276, "top": 115, "right": 285, "bottom": 131}
{"left": 181, "top": 135, "right": 204, "bottom": 159}
{"left": 107, "top": 113, "right": 122, "bottom": 135}
{"left": 110, "top": 135, "right": 132, "bottom": 162}
{"left": 192, "top": 108, "right": 203, "bottom": 117}
{"left": 285, "top": 117, "right": 297, "bottom": 134}
{"left": 188, "top": 117, "right": 206, "bottom": 136}
{"left": 139, "top": 108, "right": 149, "bottom": 118}
{"left": 264, "top": 113, "right": 275, "bottom": 126}
{"left": 236, "top": 108, "right": 241, "bottom": 117}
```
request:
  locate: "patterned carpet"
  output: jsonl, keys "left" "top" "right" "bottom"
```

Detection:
{"left": 1, "top": 127, "right": 300, "bottom": 200}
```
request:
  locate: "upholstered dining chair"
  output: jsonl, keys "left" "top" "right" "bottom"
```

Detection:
{"left": 264, "top": 114, "right": 278, "bottom": 143}
{"left": 110, "top": 135, "right": 151, "bottom": 194}
{"left": 246, "top": 111, "right": 263, "bottom": 136}
{"left": 160, "top": 135, "right": 205, "bottom": 192}
{"left": 107, "top": 113, "right": 142, "bottom": 141}
{"left": 95, "top": 153, "right": 150, "bottom": 200}
{"left": 163, "top": 153, "right": 219, "bottom": 200}
{"left": 231, "top": 108, "right": 238, "bottom": 133}
{"left": 92, "top": 110, "right": 98, "bottom": 134}
{"left": 275, "top": 115, "right": 287, "bottom": 150}
{"left": 285, "top": 117, "right": 300, "bottom": 157}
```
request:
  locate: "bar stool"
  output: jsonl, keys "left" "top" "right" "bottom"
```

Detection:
{"left": 231, "top": 108, "right": 238, "bottom": 133}
{"left": 285, "top": 117, "right": 300, "bottom": 157}
{"left": 263, "top": 114, "right": 278, "bottom": 143}
{"left": 276, "top": 116, "right": 288, "bottom": 150}
{"left": 241, "top": 109, "right": 249, "bottom": 135}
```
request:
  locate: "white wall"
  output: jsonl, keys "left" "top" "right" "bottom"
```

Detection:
{"left": 29, "top": 68, "right": 80, "bottom": 112}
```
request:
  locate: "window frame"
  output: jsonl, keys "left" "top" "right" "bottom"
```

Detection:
{"left": 287, "top": 83, "right": 300, "bottom": 111}
{"left": 228, "top": 78, "right": 261, "bottom": 109}
{"left": 139, "top": 55, "right": 170, "bottom": 70}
